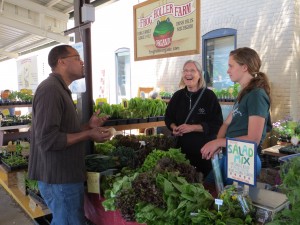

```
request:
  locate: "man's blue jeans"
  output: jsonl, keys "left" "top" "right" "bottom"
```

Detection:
{"left": 38, "top": 181, "right": 85, "bottom": 225}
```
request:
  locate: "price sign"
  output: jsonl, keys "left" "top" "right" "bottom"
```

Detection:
{"left": 87, "top": 172, "right": 101, "bottom": 194}
{"left": 226, "top": 138, "right": 257, "bottom": 186}
{"left": 215, "top": 198, "right": 223, "bottom": 211}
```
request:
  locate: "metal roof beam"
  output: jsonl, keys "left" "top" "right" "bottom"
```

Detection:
{"left": 5, "top": 0, "right": 69, "bottom": 21}
{"left": 0, "top": 16, "right": 69, "bottom": 44}
{"left": 46, "top": 0, "right": 63, "bottom": 8}
{"left": 3, "top": 34, "right": 37, "bottom": 50}
{"left": 0, "top": 49, "right": 18, "bottom": 58}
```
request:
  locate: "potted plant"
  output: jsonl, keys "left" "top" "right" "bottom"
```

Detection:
{"left": 272, "top": 116, "right": 300, "bottom": 145}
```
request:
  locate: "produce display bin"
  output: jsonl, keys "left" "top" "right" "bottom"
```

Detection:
{"left": 278, "top": 153, "right": 300, "bottom": 163}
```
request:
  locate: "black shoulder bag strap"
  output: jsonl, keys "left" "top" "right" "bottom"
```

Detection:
{"left": 184, "top": 88, "right": 206, "bottom": 124}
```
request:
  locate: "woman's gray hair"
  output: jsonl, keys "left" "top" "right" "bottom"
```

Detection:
{"left": 179, "top": 60, "right": 206, "bottom": 89}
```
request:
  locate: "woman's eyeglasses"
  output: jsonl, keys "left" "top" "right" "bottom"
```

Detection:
{"left": 183, "top": 69, "right": 197, "bottom": 74}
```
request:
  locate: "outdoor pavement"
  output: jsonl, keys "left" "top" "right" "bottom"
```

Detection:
{"left": 0, "top": 185, "right": 33, "bottom": 225}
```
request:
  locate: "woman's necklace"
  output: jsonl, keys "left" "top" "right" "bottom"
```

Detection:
{"left": 185, "top": 91, "right": 193, "bottom": 110}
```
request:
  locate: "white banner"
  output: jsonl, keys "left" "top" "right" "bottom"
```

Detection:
{"left": 17, "top": 56, "right": 38, "bottom": 91}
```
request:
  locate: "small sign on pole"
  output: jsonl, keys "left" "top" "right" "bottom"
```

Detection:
{"left": 226, "top": 138, "right": 257, "bottom": 186}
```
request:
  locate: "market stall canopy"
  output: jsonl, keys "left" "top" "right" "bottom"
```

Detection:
{"left": 0, "top": 0, "right": 74, "bottom": 62}
{"left": 0, "top": 0, "right": 114, "bottom": 62}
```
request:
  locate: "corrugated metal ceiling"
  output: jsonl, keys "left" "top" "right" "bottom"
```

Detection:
{"left": 0, "top": 0, "right": 113, "bottom": 62}
{"left": 0, "top": 0, "right": 74, "bottom": 62}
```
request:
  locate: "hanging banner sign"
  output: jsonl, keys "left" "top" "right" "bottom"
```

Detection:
{"left": 133, "top": 0, "right": 200, "bottom": 61}
{"left": 226, "top": 138, "right": 257, "bottom": 186}
{"left": 17, "top": 55, "right": 38, "bottom": 92}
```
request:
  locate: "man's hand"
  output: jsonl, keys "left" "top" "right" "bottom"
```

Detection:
{"left": 89, "top": 109, "right": 109, "bottom": 128}
{"left": 89, "top": 127, "right": 112, "bottom": 142}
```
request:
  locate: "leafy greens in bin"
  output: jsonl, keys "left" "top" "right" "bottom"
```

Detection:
{"left": 268, "top": 155, "right": 300, "bottom": 225}
{"left": 102, "top": 148, "right": 214, "bottom": 224}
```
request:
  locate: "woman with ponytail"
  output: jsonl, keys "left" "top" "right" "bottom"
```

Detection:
{"left": 201, "top": 47, "right": 271, "bottom": 184}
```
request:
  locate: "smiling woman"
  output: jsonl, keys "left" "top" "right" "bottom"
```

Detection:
{"left": 164, "top": 60, "right": 223, "bottom": 179}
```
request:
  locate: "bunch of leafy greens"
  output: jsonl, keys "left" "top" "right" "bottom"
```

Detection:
{"left": 267, "top": 156, "right": 300, "bottom": 225}
{"left": 154, "top": 157, "right": 199, "bottom": 183}
{"left": 115, "top": 188, "right": 139, "bottom": 221}
{"left": 102, "top": 148, "right": 213, "bottom": 224}
{"left": 113, "top": 134, "right": 142, "bottom": 150}
{"left": 191, "top": 185, "right": 255, "bottom": 225}
{"left": 134, "top": 172, "right": 213, "bottom": 225}
{"left": 85, "top": 154, "right": 119, "bottom": 172}
{"left": 110, "top": 146, "right": 137, "bottom": 168}
{"left": 132, "top": 172, "right": 165, "bottom": 207}
{"left": 102, "top": 172, "right": 139, "bottom": 211}
{"left": 113, "top": 172, "right": 165, "bottom": 221}
{"left": 140, "top": 148, "right": 189, "bottom": 172}
{"left": 103, "top": 171, "right": 213, "bottom": 224}
{"left": 94, "top": 142, "right": 116, "bottom": 155}
{"left": 145, "top": 135, "right": 177, "bottom": 151}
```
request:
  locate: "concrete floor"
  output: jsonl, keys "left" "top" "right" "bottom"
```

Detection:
{"left": 0, "top": 185, "right": 33, "bottom": 225}
{"left": 0, "top": 184, "right": 96, "bottom": 225}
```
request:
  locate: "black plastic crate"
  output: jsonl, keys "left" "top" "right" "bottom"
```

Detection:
{"left": 33, "top": 214, "right": 52, "bottom": 225}
{"left": 34, "top": 215, "right": 96, "bottom": 225}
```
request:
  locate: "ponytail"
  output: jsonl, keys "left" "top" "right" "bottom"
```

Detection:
{"left": 237, "top": 71, "right": 271, "bottom": 103}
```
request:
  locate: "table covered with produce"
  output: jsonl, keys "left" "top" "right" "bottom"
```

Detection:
{"left": 82, "top": 134, "right": 300, "bottom": 225}
{"left": 1, "top": 132, "right": 299, "bottom": 225}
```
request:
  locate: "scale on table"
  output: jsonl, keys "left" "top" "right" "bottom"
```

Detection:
{"left": 249, "top": 185, "right": 289, "bottom": 224}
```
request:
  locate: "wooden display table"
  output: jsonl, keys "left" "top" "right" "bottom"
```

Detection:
{"left": 262, "top": 145, "right": 287, "bottom": 157}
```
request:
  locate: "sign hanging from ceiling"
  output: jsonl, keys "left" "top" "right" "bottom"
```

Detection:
{"left": 17, "top": 56, "right": 38, "bottom": 92}
{"left": 133, "top": 0, "right": 200, "bottom": 61}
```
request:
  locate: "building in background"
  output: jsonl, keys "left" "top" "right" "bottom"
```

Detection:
{"left": 0, "top": 0, "right": 299, "bottom": 122}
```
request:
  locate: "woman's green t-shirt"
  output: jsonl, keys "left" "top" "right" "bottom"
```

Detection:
{"left": 227, "top": 88, "right": 270, "bottom": 144}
